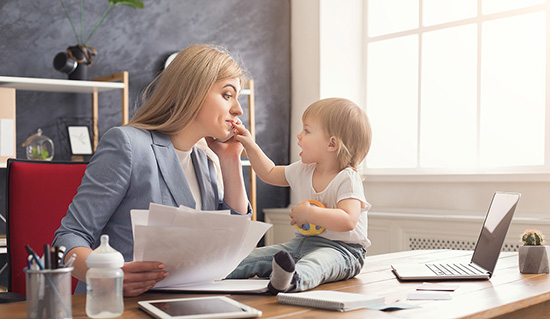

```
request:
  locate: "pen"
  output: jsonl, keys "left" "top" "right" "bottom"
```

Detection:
{"left": 65, "top": 253, "right": 77, "bottom": 268}
{"left": 50, "top": 246, "right": 58, "bottom": 269}
{"left": 44, "top": 244, "right": 51, "bottom": 269}
{"left": 25, "top": 244, "right": 45, "bottom": 270}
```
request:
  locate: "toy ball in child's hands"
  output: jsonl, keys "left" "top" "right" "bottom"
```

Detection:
{"left": 294, "top": 200, "right": 326, "bottom": 236}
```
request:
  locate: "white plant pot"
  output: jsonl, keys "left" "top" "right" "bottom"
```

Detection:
{"left": 518, "top": 245, "right": 550, "bottom": 274}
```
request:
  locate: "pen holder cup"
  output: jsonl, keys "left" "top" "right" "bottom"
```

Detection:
{"left": 24, "top": 267, "right": 73, "bottom": 319}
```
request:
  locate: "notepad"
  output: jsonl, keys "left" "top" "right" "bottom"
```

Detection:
{"left": 277, "top": 290, "right": 384, "bottom": 312}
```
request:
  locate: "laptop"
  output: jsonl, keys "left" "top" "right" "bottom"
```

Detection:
{"left": 391, "top": 191, "right": 521, "bottom": 281}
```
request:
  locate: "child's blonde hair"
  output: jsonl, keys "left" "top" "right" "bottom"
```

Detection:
{"left": 302, "top": 98, "right": 372, "bottom": 171}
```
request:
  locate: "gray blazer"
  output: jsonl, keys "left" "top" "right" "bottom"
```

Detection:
{"left": 54, "top": 126, "right": 245, "bottom": 265}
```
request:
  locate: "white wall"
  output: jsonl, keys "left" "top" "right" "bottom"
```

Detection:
{"left": 290, "top": 0, "right": 364, "bottom": 204}
{"left": 290, "top": 1, "right": 550, "bottom": 227}
{"left": 365, "top": 177, "right": 550, "bottom": 219}
{"left": 290, "top": 0, "right": 320, "bottom": 168}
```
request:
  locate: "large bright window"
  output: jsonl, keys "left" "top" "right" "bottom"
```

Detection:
{"left": 364, "top": 0, "right": 548, "bottom": 175}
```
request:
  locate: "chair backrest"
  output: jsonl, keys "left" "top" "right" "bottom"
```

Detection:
{"left": 6, "top": 159, "right": 87, "bottom": 295}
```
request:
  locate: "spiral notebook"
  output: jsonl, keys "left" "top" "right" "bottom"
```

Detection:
{"left": 277, "top": 290, "right": 384, "bottom": 312}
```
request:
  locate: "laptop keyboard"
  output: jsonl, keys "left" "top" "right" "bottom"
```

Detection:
{"left": 426, "top": 263, "right": 486, "bottom": 276}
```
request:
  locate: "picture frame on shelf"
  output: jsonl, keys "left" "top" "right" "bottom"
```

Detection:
{"left": 67, "top": 126, "right": 93, "bottom": 157}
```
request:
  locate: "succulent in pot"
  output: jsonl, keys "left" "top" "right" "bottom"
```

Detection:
{"left": 518, "top": 229, "right": 549, "bottom": 274}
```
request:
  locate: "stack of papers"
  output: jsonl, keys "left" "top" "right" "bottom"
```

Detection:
{"left": 131, "top": 203, "right": 272, "bottom": 290}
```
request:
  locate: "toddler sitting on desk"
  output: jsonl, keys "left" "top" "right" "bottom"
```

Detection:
{"left": 227, "top": 97, "right": 372, "bottom": 294}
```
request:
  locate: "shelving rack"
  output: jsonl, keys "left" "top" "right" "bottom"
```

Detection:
{"left": 0, "top": 72, "right": 129, "bottom": 167}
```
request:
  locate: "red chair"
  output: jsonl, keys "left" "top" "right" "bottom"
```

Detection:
{"left": 6, "top": 159, "right": 87, "bottom": 295}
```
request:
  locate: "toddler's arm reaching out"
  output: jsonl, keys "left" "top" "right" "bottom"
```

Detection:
{"left": 233, "top": 123, "right": 289, "bottom": 187}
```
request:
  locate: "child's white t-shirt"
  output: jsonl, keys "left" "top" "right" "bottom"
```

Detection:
{"left": 285, "top": 161, "right": 372, "bottom": 249}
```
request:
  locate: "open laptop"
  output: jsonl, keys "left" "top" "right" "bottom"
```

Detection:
{"left": 391, "top": 191, "right": 521, "bottom": 281}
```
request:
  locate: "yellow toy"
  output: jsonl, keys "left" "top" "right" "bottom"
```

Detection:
{"left": 294, "top": 200, "right": 326, "bottom": 235}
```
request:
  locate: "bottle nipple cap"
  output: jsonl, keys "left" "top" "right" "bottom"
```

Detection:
{"left": 86, "top": 234, "right": 124, "bottom": 268}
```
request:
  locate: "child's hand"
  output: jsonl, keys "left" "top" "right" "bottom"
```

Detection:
{"left": 289, "top": 201, "right": 311, "bottom": 226}
{"left": 232, "top": 122, "right": 255, "bottom": 148}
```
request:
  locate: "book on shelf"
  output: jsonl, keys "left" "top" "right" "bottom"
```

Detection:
{"left": 277, "top": 290, "right": 384, "bottom": 312}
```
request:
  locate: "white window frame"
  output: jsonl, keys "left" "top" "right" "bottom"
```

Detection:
{"left": 361, "top": 1, "right": 550, "bottom": 182}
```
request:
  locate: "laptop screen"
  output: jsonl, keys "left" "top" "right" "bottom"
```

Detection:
{"left": 471, "top": 192, "right": 520, "bottom": 274}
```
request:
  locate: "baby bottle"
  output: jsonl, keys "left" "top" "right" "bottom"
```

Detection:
{"left": 86, "top": 234, "right": 124, "bottom": 318}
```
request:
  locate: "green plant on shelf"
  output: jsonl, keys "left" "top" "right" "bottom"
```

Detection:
{"left": 59, "top": 0, "right": 145, "bottom": 46}
{"left": 32, "top": 147, "right": 50, "bottom": 160}
{"left": 521, "top": 229, "right": 545, "bottom": 246}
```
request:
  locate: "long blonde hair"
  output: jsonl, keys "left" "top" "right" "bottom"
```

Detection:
{"left": 128, "top": 44, "right": 247, "bottom": 134}
{"left": 302, "top": 98, "right": 372, "bottom": 171}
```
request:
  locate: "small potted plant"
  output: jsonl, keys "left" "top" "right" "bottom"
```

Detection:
{"left": 22, "top": 129, "right": 55, "bottom": 161}
{"left": 518, "top": 229, "right": 550, "bottom": 274}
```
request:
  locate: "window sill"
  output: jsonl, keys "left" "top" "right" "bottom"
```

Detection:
{"left": 361, "top": 172, "right": 550, "bottom": 183}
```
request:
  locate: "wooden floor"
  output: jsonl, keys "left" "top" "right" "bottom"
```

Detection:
{"left": 1, "top": 249, "right": 549, "bottom": 318}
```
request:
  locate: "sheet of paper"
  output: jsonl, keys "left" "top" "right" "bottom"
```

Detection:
{"left": 178, "top": 204, "right": 230, "bottom": 216}
{"left": 135, "top": 225, "right": 243, "bottom": 286}
{"left": 236, "top": 221, "right": 273, "bottom": 261}
{"left": 131, "top": 203, "right": 271, "bottom": 289}
{"left": 130, "top": 209, "right": 149, "bottom": 261}
{"left": 157, "top": 279, "right": 269, "bottom": 293}
{"left": 145, "top": 203, "right": 231, "bottom": 227}
{"left": 417, "top": 283, "right": 459, "bottom": 291}
{"left": 146, "top": 203, "right": 177, "bottom": 226}
{"left": 171, "top": 208, "right": 244, "bottom": 229}
{"left": 407, "top": 292, "right": 452, "bottom": 300}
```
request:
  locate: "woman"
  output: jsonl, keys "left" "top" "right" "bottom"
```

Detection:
{"left": 54, "top": 44, "right": 250, "bottom": 297}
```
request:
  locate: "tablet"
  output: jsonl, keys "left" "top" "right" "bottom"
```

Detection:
{"left": 138, "top": 296, "right": 262, "bottom": 319}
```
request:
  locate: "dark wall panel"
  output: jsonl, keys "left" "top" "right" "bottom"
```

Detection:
{"left": 0, "top": 0, "right": 290, "bottom": 235}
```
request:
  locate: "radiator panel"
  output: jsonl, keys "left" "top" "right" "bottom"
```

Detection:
{"left": 409, "top": 237, "right": 520, "bottom": 252}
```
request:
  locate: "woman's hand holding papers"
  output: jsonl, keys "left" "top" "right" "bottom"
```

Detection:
{"left": 121, "top": 261, "right": 169, "bottom": 297}
{"left": 67, "top": 247, "right": 168, "bottom": 297}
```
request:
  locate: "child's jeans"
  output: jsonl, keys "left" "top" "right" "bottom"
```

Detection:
{"left": 226, "top": 236, "right": 366, "bottom": 292}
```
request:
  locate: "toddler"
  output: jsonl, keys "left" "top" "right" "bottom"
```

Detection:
{"left": 228, "top": 97, "right": 372, "bottom": 294}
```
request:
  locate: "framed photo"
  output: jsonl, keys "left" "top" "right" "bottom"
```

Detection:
{"left": 67, "top": 126, "right": 93, "bottom": 155}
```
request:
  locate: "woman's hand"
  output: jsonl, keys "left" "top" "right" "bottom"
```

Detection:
{"left": 206, "top": 120, "right": 244, "bottom": 160}
{"left": 121, "top": 261, "right": 168, "bottom": 297}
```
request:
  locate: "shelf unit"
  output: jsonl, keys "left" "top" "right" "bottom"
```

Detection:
{"left": 241, "top": 80, "right": 257, "bottom": 221}
{"left": 0, "top": 72, "right": 129, "bottom": 167}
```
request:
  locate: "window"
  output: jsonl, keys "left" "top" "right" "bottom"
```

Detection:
{"left": 364, "top": 0, "right": 548, "bottom": 175}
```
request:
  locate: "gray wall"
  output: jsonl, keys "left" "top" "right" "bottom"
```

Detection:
{"left": 0, "top": 0, "right": 290, "bottom": 245}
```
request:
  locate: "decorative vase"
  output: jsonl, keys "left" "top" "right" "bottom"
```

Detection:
{"left": 23, "top": 128, "right": 54, "bottom": 161}
{"left": 518, "top": 245, "right": 550, "bottom": 274}
{"left": 53, "top": 44, "right": 97, "bottom": 80}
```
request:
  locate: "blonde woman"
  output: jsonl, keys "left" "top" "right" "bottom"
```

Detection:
{"left": 54, "top": 44, "right": 250, "bottom": 297}
{"left": 229, "top": 98, "right": 372, "bottom": 294}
